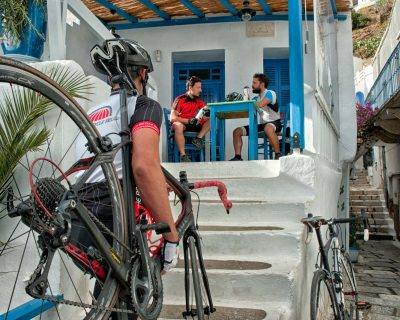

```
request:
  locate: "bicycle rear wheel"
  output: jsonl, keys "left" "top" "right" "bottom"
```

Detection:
{"left": 311, "top": 269, "right": 340, "bottom": 320}
{"left": 0, "top": 57, "right": 128, "bottom": 319}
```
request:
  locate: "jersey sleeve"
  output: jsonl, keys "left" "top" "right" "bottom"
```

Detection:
{"left": 129, "top": 95, "right": 163, "bottom": 131}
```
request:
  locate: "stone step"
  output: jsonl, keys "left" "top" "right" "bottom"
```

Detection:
{"left": 356, "top": 232, "right": 394, "bottom": 240}
{"left": 350, "top": 200, "right": 385, "bottom": 206}
{"left": 351, "top": 212, "right": 391, "bottom": 219}
{"left": 169, "top": 176, "right": 314, "bottom": 203}
{"left": 350, "top": 206, "right": 386, "bottom": 213}
{"left": 180, "top": 231, "right": 300, "bottom": 260}
{"left": 163, "top": 262, "right": 297, "bottom": 306}
{"left": 350, "top": 195, "right": 383, "bottom": 201}
{"left": 171, "top": 202, "right": 306, "bottom": 227}
{"left": 160, "top": 305, "right": 268, "bottom": 320}
{"left": 350, "top": 190, "right": 381, "bottom": 195}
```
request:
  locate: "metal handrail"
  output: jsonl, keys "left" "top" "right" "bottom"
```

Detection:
{"left": 366, "top": 42, "right": 400, "bottom": 109}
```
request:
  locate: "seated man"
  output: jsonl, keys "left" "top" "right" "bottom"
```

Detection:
{"left": 230, "top": 73, "right": 282, "bottom": 161}
{"left": 170, "top": 76, "right": 210, "bottom": 162}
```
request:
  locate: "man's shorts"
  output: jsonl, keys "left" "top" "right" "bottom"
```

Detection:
{"left": 241, "top": 119, "right": 282, "bottom": 136}
{"left": 184, "top": 123, "right": 203, "bottom": 132}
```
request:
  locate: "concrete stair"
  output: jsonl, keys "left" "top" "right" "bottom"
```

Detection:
{"left": 349, "top": 170, "right": 395, "bottom": 240}
{"left": 161, "top": 161, "right": 311, "bottom": 320}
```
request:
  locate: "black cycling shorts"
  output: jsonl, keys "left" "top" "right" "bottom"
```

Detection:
{"left": 242, "top": 119, "right": 282, "bottom": 136}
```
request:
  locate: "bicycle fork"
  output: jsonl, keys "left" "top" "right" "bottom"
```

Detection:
{"left": 182, "top": 229, "right": 215, "bottom": 318}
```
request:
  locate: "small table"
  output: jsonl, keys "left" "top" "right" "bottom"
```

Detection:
{"left": 208, "top": 100, "right": 258, "bottom": 161}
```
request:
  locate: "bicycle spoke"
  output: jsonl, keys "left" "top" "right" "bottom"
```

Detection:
{"left": 4, "top": 223, "right": 33, "bottom": 319}
{"left": 58, "top": 251, "right": 89, "bottom": 316}
{"left": 0, "top": 219, "right": 22, "bottom": 256}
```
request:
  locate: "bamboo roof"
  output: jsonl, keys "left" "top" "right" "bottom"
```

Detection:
{"left": 82, "top": 0, "right": 351, "bottom": 24}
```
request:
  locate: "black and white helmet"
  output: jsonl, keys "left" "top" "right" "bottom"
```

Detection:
{"left": 90, "top": 38, "right": 153, "bottom": 89}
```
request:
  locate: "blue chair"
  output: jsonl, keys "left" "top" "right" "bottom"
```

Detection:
{"left": 257, "top": 111, "right": 289, "bottom": 159}
{"left": 163, "top": 108, "right": 205, "bottom": 162}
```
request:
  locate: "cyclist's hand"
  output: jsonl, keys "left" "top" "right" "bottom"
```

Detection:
{"left": 188, "top": 118, "right": 198, "bottom": 126}
{"left": 162, "top": 241, "right": 179, "bottom": 273}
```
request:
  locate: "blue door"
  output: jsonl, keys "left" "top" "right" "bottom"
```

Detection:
{"left": 173, "top": 62, "right": 225, "bottom": 103}
{"left": 263, "top": 59, "right": 290, "bottom": 118}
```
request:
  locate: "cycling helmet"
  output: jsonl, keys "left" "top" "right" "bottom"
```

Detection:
{"left": 90, "top": 38, "right": 153, "bottom": 91}
{"left": 226, "top": 92, "right": 243, "bottom": 102}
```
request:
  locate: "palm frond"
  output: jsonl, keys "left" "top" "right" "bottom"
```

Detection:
{"left": 0, "top": 65, "right": 93, "bottom": 200}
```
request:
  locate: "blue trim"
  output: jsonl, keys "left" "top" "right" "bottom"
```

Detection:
{"left": 180, "top": 0, "right": 204, "bottom": 17}
{"left": 137, "top": 0, "right": 170, "bottom": 20}
{"left": 0, "top": 296, "right": 63, "bottom": 320}
{"left": 288, "top": 0, "right": 305, "bottom": 149}
{"left": 94, "top": 0, "right": 138, "bottom": 23}
{"left": 219, "top": 0, "right": 238, "bottom": 15}
{"left": 329, "top": 0, "right": 338, "bottom": 17}
{"left": 112, "top": 13, "right": 317, "bottom": 29}
{"left": 257, "top": 0, "right": 272, "bottom": 14}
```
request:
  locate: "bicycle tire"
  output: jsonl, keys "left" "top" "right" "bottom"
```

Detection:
{"left": 340, "top": 250, "right": 359, "bottom": 320}
{"left": 311, "top": 269, "right": 340, "bottom": 320}
{"left": 188, "top": 236, "right": 205, "bottom": 320}
{"left": 0, "top": 57, "right": 128, "bottom": 319}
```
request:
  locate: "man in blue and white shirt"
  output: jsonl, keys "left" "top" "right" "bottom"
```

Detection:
{"left": 230, "top": 73, "right": 282, "bottom": 160}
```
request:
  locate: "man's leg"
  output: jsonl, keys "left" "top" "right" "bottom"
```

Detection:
{"left": 171, "top": 122, "right": 186, "bottom": 156}
{"left": 131, "top": 128, "right": 179, "bottom": 243}
{"left": 232, "top": 127, "right": 245, "bottom": 159}
{"left": 264, "top": 124, "right": 280, "bottom": 158}
{"left": 197, "top": 119, "right": 210, "bottom": 139}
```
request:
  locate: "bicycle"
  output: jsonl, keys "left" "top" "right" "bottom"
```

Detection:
{"left": 301, "top": 213, "right": 371, "bottom": 320}
{"left": 0, "top": 56, "right": 232, "bottom": 320}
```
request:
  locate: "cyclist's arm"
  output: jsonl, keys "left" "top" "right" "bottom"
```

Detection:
{"left": 130, "top": 96, "right": 179, "bottom": 243}
{"left": 170, "top": 97, "right": 189, "bottom": 124}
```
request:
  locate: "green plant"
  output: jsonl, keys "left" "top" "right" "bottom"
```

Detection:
{"left": 352, "top": 11, "right": 371, "bottom": 30}
{"left": 353, "top": 36, "right": 381, "bottom": 59}
{"left": 0, "top": 65, "right": 93, "bottom": 201}
{"left": 0, "top": 0, "right": 45, "bottom": 41}
{"left": 349, "top": 213, "right": 364, "bottom": 248}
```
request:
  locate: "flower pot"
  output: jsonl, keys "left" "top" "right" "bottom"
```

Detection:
{"left": 1, "top": 0, "right": 46, "bottom": 61}
{"left": 349, "top": 247, "right": 360, "bottom": 263}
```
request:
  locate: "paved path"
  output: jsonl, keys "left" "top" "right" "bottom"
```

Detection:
{"left": 354, "top": 240, "right": 400, "bottom": 319}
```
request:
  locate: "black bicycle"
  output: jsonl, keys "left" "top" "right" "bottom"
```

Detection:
{"left": 301, "top": 213, "right": 371, "bottom": 320}
{"left": 0, "top": 57, "right": 232, "bottom": 319}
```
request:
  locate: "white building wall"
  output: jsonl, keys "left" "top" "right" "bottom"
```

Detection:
{"left": 119, "top": 19, "right": 355, "bottom": 166}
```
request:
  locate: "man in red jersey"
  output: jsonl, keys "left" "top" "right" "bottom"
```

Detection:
{"left": 170, "top": 76, "right": 210, "bottom": 162}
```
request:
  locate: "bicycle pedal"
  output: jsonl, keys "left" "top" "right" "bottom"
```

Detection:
{"left": 356, "top": 301, "right": 372, "bottom": 310}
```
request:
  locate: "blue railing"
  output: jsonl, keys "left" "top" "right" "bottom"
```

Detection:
{"left": 366, "top": 42, "right": 400, "bottom": 109}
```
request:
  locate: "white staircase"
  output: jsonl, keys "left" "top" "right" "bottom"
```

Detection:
{"left": 160, "top": 160, "right": 315, "bottom": 320}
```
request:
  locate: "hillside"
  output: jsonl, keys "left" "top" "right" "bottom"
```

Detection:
{"left": 352, "top": 0, "right": 394, "bottom": 61}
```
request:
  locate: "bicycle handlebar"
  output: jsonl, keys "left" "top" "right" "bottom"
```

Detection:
{"left": 189, "top": 181, "right": 233, "bottom": 214}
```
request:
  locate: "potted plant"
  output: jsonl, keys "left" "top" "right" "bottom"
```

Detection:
{"left": 349, "top": 212, "right": 363, "bottom": 263}
{"left": 0, "top": 0, "right": 46, "bottom": 60}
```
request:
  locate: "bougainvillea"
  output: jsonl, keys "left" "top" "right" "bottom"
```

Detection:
{"left": 356, "top": 101, "right": 375, "bottom": 132}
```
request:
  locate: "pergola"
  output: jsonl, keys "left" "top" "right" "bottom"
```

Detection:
{"left": 72, "top": 0, "right": 352, "bottom": 149}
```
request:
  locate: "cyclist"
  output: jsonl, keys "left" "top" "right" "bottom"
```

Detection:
{"left": 75, "top": 39, "right": 179, "bottom": 273}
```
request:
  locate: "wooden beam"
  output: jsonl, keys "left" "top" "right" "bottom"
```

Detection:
{"left": 94, "top": 0, "right": 138, "bottom": 23}
{"left": 179, "top": 0, "right": 204, "bottom": 17}
{"left": 257, "top": 0, "right": 272, "bottom": 14}
{"left": 376, "top": 119, "right": 400, "bottom": 135}
{"left": 219, "top": 0, "right": 238, "bottom": 16}
{"left": 137, "top": 0, "right": 170, "bottom": 20}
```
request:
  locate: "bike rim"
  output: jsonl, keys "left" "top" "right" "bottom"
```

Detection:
{"left": 0, "top": 59, "right": 127, "bottom": 319}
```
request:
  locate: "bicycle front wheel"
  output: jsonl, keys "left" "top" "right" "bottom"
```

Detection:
{"left": 0, "top": 57, "right": 128, "bottom": 319}
{"left": 340, "top": 250, "right": 359, "bottom": 320}
{"left": 311, "top": 269, "right": 340, "bottom": 320}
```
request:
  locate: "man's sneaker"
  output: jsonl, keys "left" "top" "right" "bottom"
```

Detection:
{"left": 229, "top": 155, "right": 243, "bottom": 161}
{"left": 180, "top": 154, "right": 191, "bottom": 162}
{"left": 192, "top": 137, "right": 205, "bottom": 150}
{"left": 162, "top": 241, "right": 179, "bottom": 273}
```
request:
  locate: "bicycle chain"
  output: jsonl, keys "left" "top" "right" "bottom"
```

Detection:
{"left": 31, "top": 206, "right": 137, "bottom": 314}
